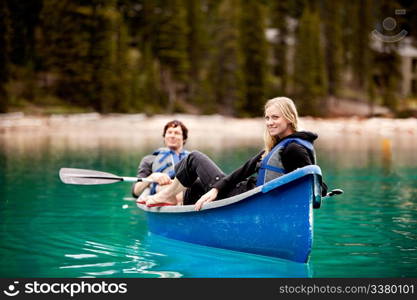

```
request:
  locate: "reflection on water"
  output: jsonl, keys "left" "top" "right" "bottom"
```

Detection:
{"left": 0, "top": 131, "right": 416, "bottom": 278}
{"left": 380, "top": 138, "right": 392, "bottom": 173}
{"left": 2, "top": 130, "right": 416, "bottom": 167}
{"left": 311, "top": 133, "right": 417, "bottom": 277}
{"left": 316, "top": 133, "right": 416, "bottom": 170}
{"left": 140, "top": 234, "right": 310, "bottom": 278}
{"left": 58, "top": 234, "right": 309, "bottom": 278}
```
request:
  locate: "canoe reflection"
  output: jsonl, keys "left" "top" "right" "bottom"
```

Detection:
{"left": 141, "top": 233, "right": 311, "bottom": 278}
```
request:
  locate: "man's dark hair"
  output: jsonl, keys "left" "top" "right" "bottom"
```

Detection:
{"left": 163, "top": 120, "right": 188, "bottom": 142}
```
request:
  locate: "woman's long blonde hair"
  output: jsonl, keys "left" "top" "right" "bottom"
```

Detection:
{"left": 263, "top": 97, "right": 299, "bottom": 158}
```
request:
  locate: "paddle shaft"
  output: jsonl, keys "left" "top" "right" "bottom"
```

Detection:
{"left": 122, "top": 176, "right": 152, "bottom": 183}
{"left": 70, "top": 175, "right": 152, "bottom": 182}
{"left": 59, "top": 168, "right": 154, "bottom": 185}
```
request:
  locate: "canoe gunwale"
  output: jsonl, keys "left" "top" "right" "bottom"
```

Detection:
{"left": 137, "top": 165, "right": 322, "bottom": 214}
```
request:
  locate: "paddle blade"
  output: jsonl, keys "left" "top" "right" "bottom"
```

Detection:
{"left": 59, "top": 168, "right": 122, "bottom": 185}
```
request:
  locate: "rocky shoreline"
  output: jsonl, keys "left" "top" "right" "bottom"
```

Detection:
{"left": 1, "top": 112, "right": 416, "bottom": 149}
{"left": 1, "top": 112, "right": 415, "bottom": 133}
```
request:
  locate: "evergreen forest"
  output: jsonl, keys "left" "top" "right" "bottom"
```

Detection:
{"left": 1, "top": 0, "right": 416, "bottom": 117}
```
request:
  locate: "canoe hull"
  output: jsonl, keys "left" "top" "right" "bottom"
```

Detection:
{"left": 139, "top": 166, "right": 322, "bottom": 263}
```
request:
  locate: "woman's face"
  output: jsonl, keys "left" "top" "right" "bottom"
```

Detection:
{"left": 265, "top": 105, "right": 294, "bottom": 139}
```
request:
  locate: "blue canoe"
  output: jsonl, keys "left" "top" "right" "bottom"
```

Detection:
{"left": 137, "top": 165, "right": 323, "bottom": 263}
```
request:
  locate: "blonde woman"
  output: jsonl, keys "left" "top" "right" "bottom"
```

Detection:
{"left": 142, "top": 97, "right": 327, "bottom": 210}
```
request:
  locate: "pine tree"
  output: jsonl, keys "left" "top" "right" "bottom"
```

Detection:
{"left": 270, "top": 0, "right": 289, "bottom": 95}
{"left": 152, "top": 0, "right": 189, "bottom": 112}
{"left": 6, "top": 1, "right": 42, "bottom": 104}
{"left": 136, "top": 44, "right": 164, "bottom": 114}
{"left": 340, "top": 0, "right": 376, "bottom": 109}
{"left": 207, "top": 0, "right": 244, "bottom": 115}
{"left": 239, "top": 0, "right": 268, "bottom": 117}
{"left": 126, "top": 0, "right": 164, "bottom": 112}
{"left": 351, "top": 0, "right": 373, "bottom": 91}
{"left": 185, "top": 0, "right": 207, "bottom": 108}
{"left": 380, "top": 53, "right": 400, "bottom": 111}
{"left": 0, "top": 0, "right": 11, "bottom": 112}
{"left": 39, "top": 0, "right": 123, "bottom": 113}
{"left": 340, "top": 0, "right": 355, "bottom": 69}
{"left": 88, "top": 1, "right": 114, "bottom": 112}
{"left": 293, "top": 6, "right": 327, "bottom": 116}
{"left": 322, "top": 0, "right": 343, "bottom": 96}
{"left": 39, "top": 0, "right": 93, "bottom": 108}
{"left": 6, "top": 1, "right": 42, "bottom": 66}
{"left": 109, "top": 4, "right": 131, "bottom": 112}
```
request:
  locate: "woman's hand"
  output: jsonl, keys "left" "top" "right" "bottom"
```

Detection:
{"left": 149, "top": 172, "right": 172, "bottom": 185}
{"left": 195, "top": 188, "right": 218, "bottom": 211}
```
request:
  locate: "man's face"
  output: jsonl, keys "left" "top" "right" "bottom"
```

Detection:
{"left": 164, "top": 126, "right": 184, "bottom": 151}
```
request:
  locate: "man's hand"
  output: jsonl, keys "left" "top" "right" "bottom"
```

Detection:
{"left": 195, "top": 188, "right": 218, "bottom": 211}
{"left": 149, "top": 172, "right": 172, "bottom": 185}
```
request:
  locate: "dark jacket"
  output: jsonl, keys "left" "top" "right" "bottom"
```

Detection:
{"left": 213, "top": 131, "right": 327, "bottom": 197}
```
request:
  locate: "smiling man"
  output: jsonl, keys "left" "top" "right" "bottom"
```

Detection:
{"left": 132, "top": 120, "right": 190, "bottom": 201}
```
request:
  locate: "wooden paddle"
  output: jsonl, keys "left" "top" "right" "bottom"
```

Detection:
{"left": 59, "top": 168, "right": 153, "bottom": 185}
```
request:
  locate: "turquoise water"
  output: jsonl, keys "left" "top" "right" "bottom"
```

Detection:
{"left": 0, "top": 135, "right": 416, "bottom": 277}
